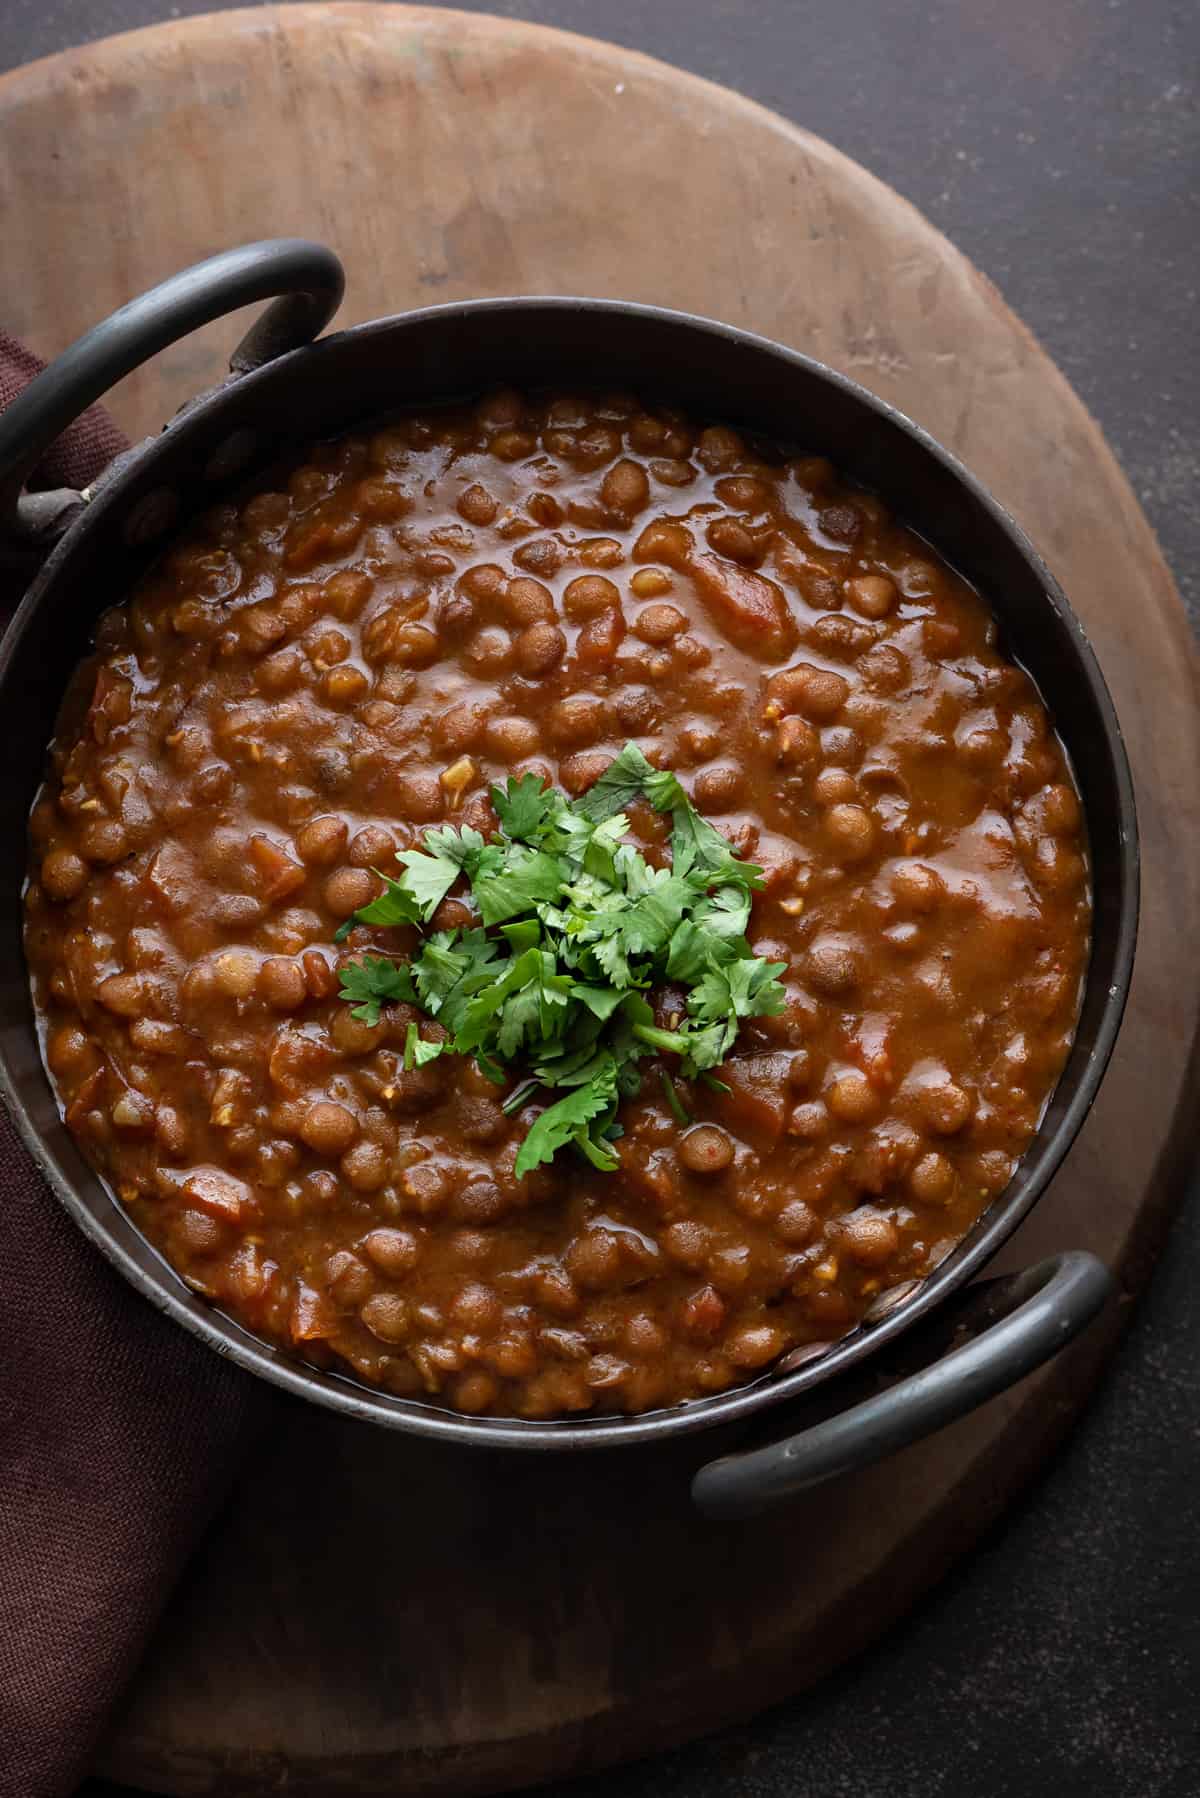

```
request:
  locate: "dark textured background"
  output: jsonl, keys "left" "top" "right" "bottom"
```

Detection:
{"left": 2, "top": 3, "right": 1196, "bottom": 1795}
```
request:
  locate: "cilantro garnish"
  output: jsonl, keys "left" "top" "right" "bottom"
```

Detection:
{"left": 334, "top": 743, "right": 787, "bottom": 1176}
{"left": 659, "top": 1068, "right": 692, "bottom": 1128}
{"left": 338, "top": 954, "right": 417, "bottom": 1025}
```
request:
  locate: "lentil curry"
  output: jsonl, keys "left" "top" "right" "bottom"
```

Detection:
{"left": 24, "top": 390, "right": 1091, "bottom": 1419}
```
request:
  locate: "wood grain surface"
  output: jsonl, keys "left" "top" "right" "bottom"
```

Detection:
{"left": 1, "top": 7, "right": 1197, "bottom": 1795}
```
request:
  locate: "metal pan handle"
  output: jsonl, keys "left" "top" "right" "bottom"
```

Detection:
{"left": 0, "top": 238, "right": 345, "bottom": 547}
{"left": 692, "top": 1250, "right": 1114, "bottom": 1519}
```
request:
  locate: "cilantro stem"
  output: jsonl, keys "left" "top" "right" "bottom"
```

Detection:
{"left": 502, "top": 1078, "right": 541, "bottom": 1117}
{"left": 632, "top": 1022, "right": 690, "bottom": 1057}
{"left": 699, "top": 1071, "right": 733, "bottom": 1096}
{"left": 659, "top": 1068, "right": 692, "bottom": 1128}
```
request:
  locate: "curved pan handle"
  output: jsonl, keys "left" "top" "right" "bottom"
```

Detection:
{"left": 0, "top": 238, "right": 345, "bottom": 547}
{"left": 692, "top": 1250, "right": 1114, "bottom": 1520}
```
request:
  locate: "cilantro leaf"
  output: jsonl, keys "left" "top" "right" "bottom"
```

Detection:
{"left": 572, "top": 984, "right": 627, "bottom": 1022}
{"left": 337, "top": 876, "right": 424, "bottom": 938}
{"left": 500, "top": 919, "right": 541, "bottom": 954}
{"left": 732, "top": 956, "right": 789, "bottom": 1017}
{"left": 420, "top": 824, "right": 486, "bottom": 871}
{"left": 429, "top": 934, "right": 509, "bottom": 1035}
{"left": 669, "top": 803, "right": 764, "bottom": 890}
{"left": 693, "top": 885, "right": 753, "bottom": 942}
{"left": 582, "top": 811, "right": 631, "bottom": 884}
{"left": 403, "top": 1022, "right": 447, "bottom": 1071}
{"left": 495, "top": 981, "right": 544, "bottom": 1060}
{"left": 514, "top": 1058, "right": 620, "bottom": 1178}
{"left": 453, "top": 948, "right": 543, "bottom": 1054}
{"left": 589, "top": 930, "right": 636, "bottom": 989}
{"left": 643, "top": 766, "right": 687, "bottom": 812}
{"left": 337, "top": 955, "right": 416, "bottom": 1026}
{"left": 491, "top": 771, "right": 561, "bottom": 842}
{"left": 689, "top": 956, "right": 789, "bottom": 1025}
{"left": 621, "top": 871, "right": 694, "bottom": 951}
{"left": 688, "top": 966, "right": 732, "bottom": 1027}
{"left": 574, "top": 741, "right": 656, "bottom": 822}
{"left": 677, "top": 1020, "right": 734, "bottom": 1073}
{"left": 472, "top": 848, "right": 563, "bottom": 926}
{"left": 391, "top": 855, "right": 459, "bottom": 922}
{"left": 664, "top": 919, "right": 716, "bottom": 983}
{"left": 410, "top": 935, "right": 470, "bottom": 1013}
{"left": 530, "top": 1023, "right": 610, "bottom": 1087}
{"left": 574, "top": 1129, "right": 622, "bottom": 1173}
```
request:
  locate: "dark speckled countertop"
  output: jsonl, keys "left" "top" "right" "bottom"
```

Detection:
{"left": 4, "top": 3, "right": 1197, "bottom": 1795}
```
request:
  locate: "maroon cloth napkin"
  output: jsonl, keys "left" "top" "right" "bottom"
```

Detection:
{"left": 0, "top": 330, "right": 128, "bottom": 491}
{"left": 0, "top": 335, "right": 267, "bottom": 1798}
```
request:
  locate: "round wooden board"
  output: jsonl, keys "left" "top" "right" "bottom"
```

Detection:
{"left": 2, "top": 8, "right": 1198, "bottom": 1795}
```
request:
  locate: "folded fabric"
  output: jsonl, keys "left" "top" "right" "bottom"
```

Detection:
{"left": 0, "top": 333, "right": 267, "bottom": 1798}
